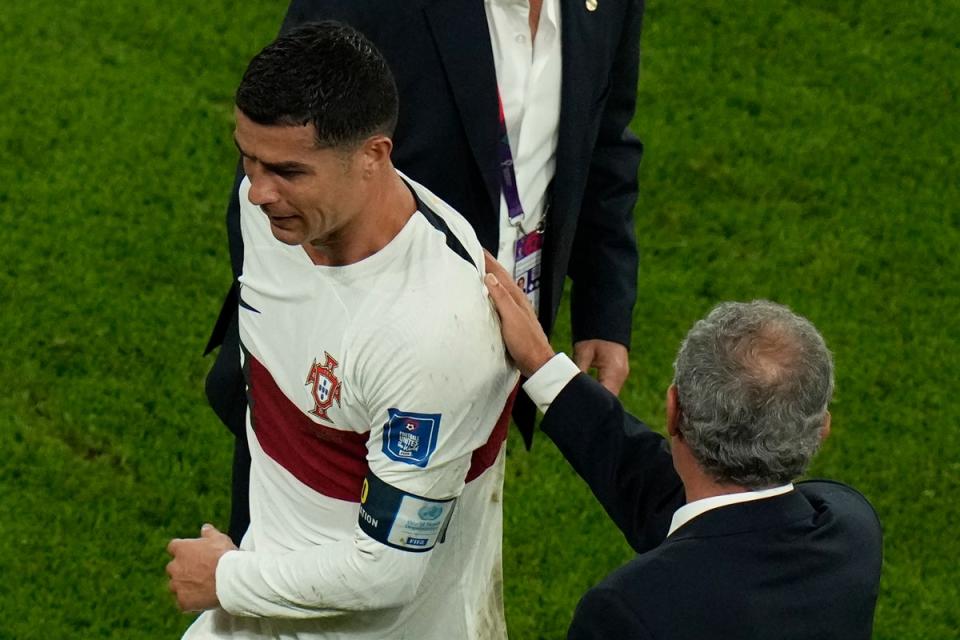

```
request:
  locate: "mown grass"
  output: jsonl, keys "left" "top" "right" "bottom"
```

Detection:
{"left": 1, "top": 0, "right": 957, "bottom": 638}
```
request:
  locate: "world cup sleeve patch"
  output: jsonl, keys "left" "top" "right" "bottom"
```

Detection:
{"left": 358, "top": 472, "right": 457, "bottom": 552}
{"left": 381, "top": 408, "right": 441, "bottom": 468}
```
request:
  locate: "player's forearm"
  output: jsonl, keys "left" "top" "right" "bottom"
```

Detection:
{"left": 216, "top": 535, "right": 428, "bottom": 619}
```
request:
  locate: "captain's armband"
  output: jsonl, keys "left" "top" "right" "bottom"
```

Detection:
{"left": 358, "top": 472, "right": 456, "bottom": 552}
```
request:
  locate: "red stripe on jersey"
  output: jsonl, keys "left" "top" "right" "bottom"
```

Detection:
{"left": 248, "top": 356, "right": 368, "bottom": 502}
{"left": 466, "top": 384, "right": 518, "bottom": 482}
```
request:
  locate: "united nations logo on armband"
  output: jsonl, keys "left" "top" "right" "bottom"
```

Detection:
{"left": 418, "top": 504, "right": 444, "bottom": 521}
{"left": 357, "top": 472, "right": 457, "bottom": 553}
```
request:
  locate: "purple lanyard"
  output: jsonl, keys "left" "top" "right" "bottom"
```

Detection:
{"left": 496, "top": 91, "right": 525, "bottom": 223}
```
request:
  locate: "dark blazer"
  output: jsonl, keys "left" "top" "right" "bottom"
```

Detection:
{"left": 205, "top": 0, "right": 645, "bottom": 540}
{"left": 541, "top": 373, "right": 883, "bottom": 640}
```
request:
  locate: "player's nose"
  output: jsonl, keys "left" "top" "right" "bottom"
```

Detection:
{"left": 247, "top": 174, "right": 279, "bottom": 207}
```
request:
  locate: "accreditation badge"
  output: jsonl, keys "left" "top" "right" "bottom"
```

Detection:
{"left": 513, "top": 228, "right": 543, "bottom": 312}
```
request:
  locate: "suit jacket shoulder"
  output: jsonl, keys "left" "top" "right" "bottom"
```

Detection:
{"left": 796, "top": 479, "right": 883, "bottom": 549}
{"left": 569, "top": 485, "right": 882, "bottom": 640}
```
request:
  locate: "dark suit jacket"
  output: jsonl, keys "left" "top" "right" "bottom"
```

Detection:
{"left": 541, "top": 373, "right": 883, "bottom": 640}
{"left": 205, "top": 0, "right": 645, "bottom": 540}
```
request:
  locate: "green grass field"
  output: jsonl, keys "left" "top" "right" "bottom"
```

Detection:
{"left": 1, "top": 0, "right": 957, "bottom": 638}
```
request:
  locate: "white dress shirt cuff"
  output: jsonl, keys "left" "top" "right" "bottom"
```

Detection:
{"left": 522, "top": 353, "right": 581, "bottom": 415}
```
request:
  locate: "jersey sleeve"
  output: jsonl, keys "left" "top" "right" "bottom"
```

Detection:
{"left": 215, "top": 273, "right": 517, "bottom": 619}
{"left": 357, "top": 285, "right": 516, "bottom": 498}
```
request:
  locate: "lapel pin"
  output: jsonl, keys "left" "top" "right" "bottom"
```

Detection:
{"left": 586, "top": 0, "right": 598, "bottom": 11}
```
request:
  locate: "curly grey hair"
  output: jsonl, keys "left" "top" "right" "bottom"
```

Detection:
{"left": 673, "top": 300, "right": 834, "bottom": 489}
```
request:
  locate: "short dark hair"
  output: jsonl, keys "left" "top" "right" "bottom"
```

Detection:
{"left": 235, "top": 21, "right": 399, "bottom": 149}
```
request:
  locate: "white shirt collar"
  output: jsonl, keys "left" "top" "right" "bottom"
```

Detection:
{"left": 667, "top": 483, "right": 795, "bottom": 537}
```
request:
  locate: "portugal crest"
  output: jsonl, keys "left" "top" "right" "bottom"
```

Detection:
{"left": 305, "top": 352, "right": 342, "bottom": 422}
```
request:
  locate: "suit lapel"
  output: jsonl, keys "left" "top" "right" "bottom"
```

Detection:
{"left": 423, "top": 0, "right": 501, "bottom": 215}
{"left": 556, "top": 0, "right": 618, "bottom": 163}
{"left": 558, "top": 0, "right": 591, "bottom": 164}
{"left": 540, "top": 0, "right": 602, "bottom": 315}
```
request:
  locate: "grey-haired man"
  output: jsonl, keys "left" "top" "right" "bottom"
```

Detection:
{"left": 484, "top": 254, "right": 883, "bottom": 640}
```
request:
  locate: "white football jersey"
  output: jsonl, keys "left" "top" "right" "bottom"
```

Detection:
{"left": 183, "top": 174, "right": 517, "bottom": 639}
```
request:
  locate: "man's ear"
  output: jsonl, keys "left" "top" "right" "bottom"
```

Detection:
{"left": 820, "top": 411, "right": 832, "bottom": 442}
{"left": 666, "top": 384, "right": 681, "bottom": 438}
{"left": 358, "top": 135, "right": 393, "bottom": 176}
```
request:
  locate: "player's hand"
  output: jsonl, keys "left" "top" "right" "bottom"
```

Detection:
{"left": 573, "top": 339, "right": 629, "bottom": 396}
{"left": 166, "top": 523, "right": 237, "bottom": 612}
{"left": 483, "top": 251, "right": 555, "bottom": 378}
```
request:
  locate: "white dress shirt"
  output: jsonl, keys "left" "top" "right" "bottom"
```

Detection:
{"left": 667, "top": 484, "right": 795, "bottom": 536}
{"left": 522, "top": 352, "right": 580, "bottom": 414}
{"left": 484, "top": 0, "right": 562, "bottom": 283}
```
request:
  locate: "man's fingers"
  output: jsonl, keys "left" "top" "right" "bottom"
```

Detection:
{"left": 482, "top": 250, "right": 508, "bottom": 279}
{"left": 201, "top": 523, "right": 219, "bottom": 538}
{"left": 577, "top": 340, "right": 630, "bottom": 396}
{"left": 481, "top": 253, "right": 509, "bottom": 314}
{"left": 597, "top": 365, "right": 628, "bottom": 395}
{"left": 484, "top": 273, "right": 513, "bottom": 318}
{"left": 482, "top": 250, "right": 528, "bottom": 309}
{"left": 573, "top": 344, "right": 594, "bottom": 373}
{"left": 166, "top": 539, "right": 182, "bottom": 556}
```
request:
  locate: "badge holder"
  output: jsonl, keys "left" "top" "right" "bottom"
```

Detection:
{"left": 497, "top": 91, "right": 544, "bottom": 311}
{"left": 513, "top": 221, "right": 544, "bottom": 311}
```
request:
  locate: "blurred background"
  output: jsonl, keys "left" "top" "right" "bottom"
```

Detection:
{"left": 0, "top": 1, "right": 957, "bottom": 638}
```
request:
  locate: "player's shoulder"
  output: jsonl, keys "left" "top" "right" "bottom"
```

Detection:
{"left": 354, "top": 275, "right": 497, "bottom": 368}
{"left": 345, "top": 174, "right": 500, "bottom": 357}
{"left": 404, "top": 174, "right": 485, "bottom": 273}
{"left": 372, "top": 175, "right": 492, "bottom": 323}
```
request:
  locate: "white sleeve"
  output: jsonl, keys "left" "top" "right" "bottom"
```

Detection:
{"left": 216, "top": 533, "right": 429, "bottom": 617}
{"left": 215, "top": 281, "right": 516, "bottom": 619}
{"left": 522, "top": 353, "right": 581, "bottom": 414}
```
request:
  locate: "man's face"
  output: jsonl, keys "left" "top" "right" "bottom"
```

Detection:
{"left": 233, "top": 108, "right": 367, "bottom": 248}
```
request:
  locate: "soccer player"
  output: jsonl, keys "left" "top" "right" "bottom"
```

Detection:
{"left": 166, "top": 22, "right": 517, "bottom": 639}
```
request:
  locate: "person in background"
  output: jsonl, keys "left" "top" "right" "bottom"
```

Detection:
{"left": 483, "top": 253, "right": 883, "bottom": 640}
{"left": 204, "top": 0, "right": 646, "bottom": 544}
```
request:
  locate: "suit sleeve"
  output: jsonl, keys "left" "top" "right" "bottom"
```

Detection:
{"left": 567, "top": 0, "right": 645, "bottom": 347}
{"left": 540, "top": 373, "right": 683, "bottom": 553}
{"left": 567, "top": 587, "right": 654, "bottom": 640}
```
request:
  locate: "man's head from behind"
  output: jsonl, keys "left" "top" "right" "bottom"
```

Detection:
{"left": 669, "top": 301, "right": 834, "bottom": 490}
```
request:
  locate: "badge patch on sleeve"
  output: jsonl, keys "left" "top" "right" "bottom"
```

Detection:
{"left": 358, "top": 472, "right": 457, "bottom": 552}
{"left": 382, "top": 408, "right": 441, "bottom": 468}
